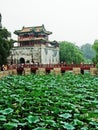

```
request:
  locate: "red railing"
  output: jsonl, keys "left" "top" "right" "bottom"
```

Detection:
{"left": 6, "top": 63, "right": 95, "bottom": 70}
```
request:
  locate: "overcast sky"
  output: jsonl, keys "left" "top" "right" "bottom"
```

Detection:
{"left": 0, "top": 0, "right": 98, "bottom": 46}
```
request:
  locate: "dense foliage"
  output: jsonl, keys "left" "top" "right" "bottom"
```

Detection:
{"left": 59, "top": 41, "right": 84, "bottom": 64}
{"left": 92, "top": 40, "right": 98, "bottom": 64}
{"left": 93, "top": 40, "right": 98, "bottom": 53}
{"left": 0, "top": 27, "right": 14, "bottom": 66}
{"left": 80, "top": 43, "right": 95, "bottom": 63}
{"left": 0, "top": 73, "right": 98, "bottom": 129}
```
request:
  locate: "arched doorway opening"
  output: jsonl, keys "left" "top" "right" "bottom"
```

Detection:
{"left": 20, "top": 57, "right": 25, "bottom": 64}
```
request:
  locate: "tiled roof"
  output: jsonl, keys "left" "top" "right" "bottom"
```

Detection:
{"left": 21, "top": 27, "right": 32, "bottom": 33}
{"left": 14, "top": 24, "right": 52, "bottom": 35}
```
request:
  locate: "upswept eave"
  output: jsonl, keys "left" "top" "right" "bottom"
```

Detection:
{"left": 14, "top": 24, "right": 52, "bottom": 35}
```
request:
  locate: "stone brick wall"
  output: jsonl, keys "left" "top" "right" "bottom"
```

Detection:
{"left": 8, "top": 45, "right": 59, "bottom": 64}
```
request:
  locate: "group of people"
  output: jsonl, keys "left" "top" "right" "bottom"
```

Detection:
{"left": 0, "top": 65, "right": 8, "bottom": 71}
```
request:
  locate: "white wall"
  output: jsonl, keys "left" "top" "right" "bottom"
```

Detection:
{"left": 41, "top": 46, "right": 59, "bottom": 64}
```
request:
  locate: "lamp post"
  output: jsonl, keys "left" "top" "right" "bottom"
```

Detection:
{"left": 31, "top": 48, "right": 34, "bottom": 63}
{"left": 11, "top": 52, "right": 13, "bottom": 65}
{"left": 40, "top": 45, "right": 41, "bottom": 64}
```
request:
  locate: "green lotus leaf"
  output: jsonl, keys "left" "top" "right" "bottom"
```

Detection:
{"left": 34, "top": 128, "right": 46, "bottom": 130}
{"left": 0, "top": 108, "right": 13, "bottom": 115}
{"left": 61, "top": 122, "right": 75, "bottom": 130}
{"left": 3, "top": 122, "right": 18, "bottom": 129}
{"left": 59, "top": 113, "right": 72, "bottom": 119}
{"left": 74, "top": 119, "right": 84, "bottom": 125}
{"left": 0, "top": 115, "right": 6, "bottom": 121}
{"left": 27, "top": 115, "right": 39, "bottom": 124}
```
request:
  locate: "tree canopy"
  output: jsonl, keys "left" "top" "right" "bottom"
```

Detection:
{"left": 59, "top": 41, "right": 84, "bottom": 64}
{"left": 80, "top": 43, "right": 95, "bottom": 63}
{"left": 0, "top": 27, "right": 14, "bottom": 66}
{"left": 93, "top": 40, "right": 98, "bottom": 53}
{"left": 92, "top": 40, "right": 98, "bottom": 64}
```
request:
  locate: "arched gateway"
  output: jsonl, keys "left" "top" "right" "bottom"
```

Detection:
{"left": 20, "top": 58, "right": 25, "bottom": 64}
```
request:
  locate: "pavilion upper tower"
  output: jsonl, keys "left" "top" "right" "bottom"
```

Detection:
{"left": 14, "top": 24, "right": 54, "bottom": 47}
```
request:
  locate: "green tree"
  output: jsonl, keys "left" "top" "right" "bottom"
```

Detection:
{"left": 93, "top": 40, "right": 98, "bottom": 52}
{"left": 0, "top": 27, "right": 14, "bottom": 67}
{"left": 59, "top": 41, "right": 84, "bottom": 64}
{"left": 92, "top": 40, "right": 98, "bottom": 64}
{"left": 80, "top": 43, "right": 95, "bottom": 63}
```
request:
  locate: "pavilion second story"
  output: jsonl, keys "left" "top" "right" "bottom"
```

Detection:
{"left": 14, "top": 24, "right": 54, "bottom": 47}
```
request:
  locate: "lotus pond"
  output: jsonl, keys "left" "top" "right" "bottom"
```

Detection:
{"left": 0, "top": 73, "right": 98, "bottom": 130}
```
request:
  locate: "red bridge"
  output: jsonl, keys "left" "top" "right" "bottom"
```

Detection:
{"left": 7, "top": 63, "right": 95, "bottom": 70}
